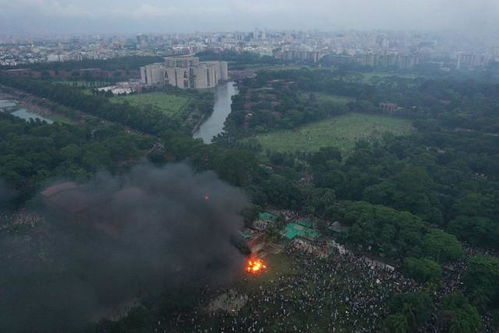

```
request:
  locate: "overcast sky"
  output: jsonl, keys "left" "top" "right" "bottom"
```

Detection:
{"left": 1, "top": 0, "right": 498, "bottom": 35}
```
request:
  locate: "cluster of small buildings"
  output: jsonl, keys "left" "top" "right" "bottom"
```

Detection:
{"left": 243, "top": 211, "right": 397, "bottom": 271}
{"left": 243, "top": 211, "right": 340, "bottom": 258}
{"left": 0, "top": 35, "right": 170, "bottom": 67}
{"left": 2, "top": 30, "right": 499, "bottom": 70}
{"left": 96, "top": 81, "right": 142, "bottom": 95}
{"left": 379, "top": 102, "right": 402, "bottom": 112}
{"left": 3, "top": 67, "right": 139, "bottom": 80}
{"left": 273, "top": 49, "right": 322, "bottom": 63}
{"left": 355, "top": 53, "right": 421, "bottom": 69}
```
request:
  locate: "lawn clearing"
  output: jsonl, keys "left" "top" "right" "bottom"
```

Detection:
{"left": 352, "top": 72, "right": 418, "bottom": 84}
{"left": 45, "top": 113, "right": 73, "bottom": 124}
{"left": 302, "top": 92, "right": 353, "bottom": 105}
{"left": 254, "top": 113, "right": 415, "bottom": 153}
{"left": 111, "top": 92, "right": 191, "bottom": 119}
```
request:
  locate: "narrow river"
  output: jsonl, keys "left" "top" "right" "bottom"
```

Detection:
{"left": 193, "top": 81, "right": 238, "bottom": 144}
{"left": 0, "top": 99, "right": 54, "bottom": 124}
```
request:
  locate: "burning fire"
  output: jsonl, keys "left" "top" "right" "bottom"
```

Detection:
{"left": 246, "top": 257, "right": 267, "bottom": 274}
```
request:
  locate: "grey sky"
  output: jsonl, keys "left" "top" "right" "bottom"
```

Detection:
{"left": 0, "top": 0, "right": 498, "bottom": 35}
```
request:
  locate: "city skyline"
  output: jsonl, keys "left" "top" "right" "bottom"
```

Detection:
{"left": 1, "top": 0, "right": 499, "bottom": 35}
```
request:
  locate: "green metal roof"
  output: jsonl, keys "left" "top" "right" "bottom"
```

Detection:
{"left": 239, "top": 231, "right": 252, "bottom": 239}
{"left": 282, "top": 223, "right": 320, "bottom": 240}
{"left": 258, "top": 212, "right": 277, "bottom": 222}
{"left": 296, "top": 219, "right": 313, "bottom": 228}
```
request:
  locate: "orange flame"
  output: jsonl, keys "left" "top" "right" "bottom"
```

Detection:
{"left": 246, "top": 258, "right": 267, "bottom": 274}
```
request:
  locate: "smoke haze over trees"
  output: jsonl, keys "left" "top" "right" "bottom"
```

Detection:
{"left": 0, "top": 163, "right": 248, "bottom": 332}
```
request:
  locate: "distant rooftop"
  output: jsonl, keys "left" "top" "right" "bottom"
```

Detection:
{"left": 41, "top": 182, "right": 78, "bottom": 198}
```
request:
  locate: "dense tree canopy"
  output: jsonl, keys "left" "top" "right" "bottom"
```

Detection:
{"left": 0, "top": 113, "right": 150, "bottom": 204}
{"left": 464, "top": 255, "right": 499, "bottom": 311}
{"left": 402, "top": 257, "right": 442, "bottom": 283}
{"left": 385, "top": 292, "right": 434, "bottom": 331}
{"left": 440, "top": 293, "right": 482, "bottom": 333}
{"left": 0, "top": 74, "right": 214, "bottom": 135}
{"left": 2, "top": 63, "right": 499, "bottom": 331}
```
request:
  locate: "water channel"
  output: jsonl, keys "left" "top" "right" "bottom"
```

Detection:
{"left": 0, "top": 99, "right": 53, "bottom": 124}
{"left": 12, "top": 109, "right": 54, "bottom": 124}
{"left": 1, "top": 81, "right": 236, "bottom": 133}
{"left": 193, "top": 81, "right": 238, "bottom": 144}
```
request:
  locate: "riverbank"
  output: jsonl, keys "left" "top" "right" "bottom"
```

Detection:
{"left": 0, "top": 87, "right": 75, "bottom": 124}
{"left": 193, "top": 81, "right": 238, "bottom": 144}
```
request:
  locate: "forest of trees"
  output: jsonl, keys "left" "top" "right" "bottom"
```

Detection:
{"left": 1, "top": 64, "right": 499, "bottom": 331}
{"left": 0, "top": 74, "right": 214, "bottom": 135}
{"left": 216, "top": 68, "right": 499, "bottom": 329}
{"left": 0, "top": 113, "right": 152, "bottom": 206}
{"left": 220, "top": 68, "right": 499, "bottom": 141}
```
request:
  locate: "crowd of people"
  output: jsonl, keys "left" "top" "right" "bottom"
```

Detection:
{"left": 436, "top": 246, "right": 498, "bottom": 333}
{"left": 161, "top": 246, "right": 422, "bottom": 332}
{"left": 157, "top": 240, "right": 499, "bottom": 332}
{"left": 0, "top": 210, "right": 43, "bottom": 234}
{"left": 4, "top": 209, "right": 496, "bottom": 332}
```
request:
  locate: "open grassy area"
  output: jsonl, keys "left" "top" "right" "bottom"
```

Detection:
{"left": 349, "top": 72, "right": 418, "bottom": 85}
{"left": 45, "top": 113, "right": 73, "bottom": 124}
{"left": 234, "top": 252, "right": 300, "bottom": 287}
{"left": 254, "top": 113, "right": 415, "bottom": 153}
{"left": 303, "top": 92, "right": 353, "bottom": 105}
{"left": 223, "top": 251, "right": 366, "bottom": 332}
{"left": 111, "top": 92, "right": 191, "bottom": 119}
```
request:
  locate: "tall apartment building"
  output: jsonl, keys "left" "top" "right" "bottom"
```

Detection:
{"left": 140, "top": 56, "right": 228, "bottom": 89}
{"left": 456, "top": 53, "right": 491, "bottom": 69}
{"left": 273, "top": 49, "right": 321, "bottom": 63}
{"left": 355, "top": 53, "right": 421, "bottom": 69}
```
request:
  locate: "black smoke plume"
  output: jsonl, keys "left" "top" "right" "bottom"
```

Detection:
{"left": 0, "top": 179, "right": 15, "bottom": 204}
{"left": 0, "top": 163, "right": 248, "bottom": 332}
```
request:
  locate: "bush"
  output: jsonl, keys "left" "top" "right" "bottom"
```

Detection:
{"left": 402, "top": 257, "right": 442, "bottom": 283}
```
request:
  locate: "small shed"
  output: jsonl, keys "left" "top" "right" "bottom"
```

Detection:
{"left": 296, "top": 219, "right": 313, "bottom": 228}
{"left": 259, "top": 212, "right": 277, "bottom": 222}
{"left": 329, "top": 221, "right": 347, "bottom": 233}
{"left": 254, "top": 212, "right": 278, "bottom": 231}
{"left": 282, "top": 223, "right": 320, "bottom": 241}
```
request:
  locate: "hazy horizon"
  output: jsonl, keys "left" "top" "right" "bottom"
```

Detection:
{"left": 1, "top": 0, "right": 498, "bottom": 36}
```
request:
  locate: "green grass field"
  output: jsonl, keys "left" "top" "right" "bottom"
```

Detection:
{"left": 305, "top": 92, "right": 353, "bottom": 105}
{"left": 349, "top": 72, "right": 418, "bottom": 85}
{"left": 233, "top": 252, "right": 303, "bottom": 291}
{"left": 254, "top": 113, "right": 415, "bottom": 153}
{"left": 111, "top": 92, "right": 191, "bottom": 119}
{"left": 45, "top": 113, "right": 73, "bottom": 124}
